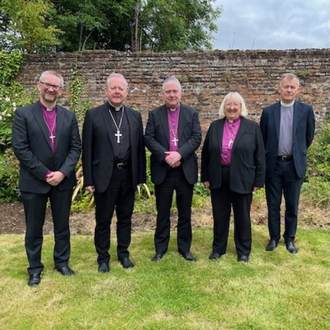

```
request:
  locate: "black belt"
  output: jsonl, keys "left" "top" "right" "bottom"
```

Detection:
{"left": 114, "top": 162, "right": 130, "bottom": 169}
{"left": 277, "top": 155, "right": 293, "bottom": 161}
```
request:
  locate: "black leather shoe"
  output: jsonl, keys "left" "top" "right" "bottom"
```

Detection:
{"left": 179, "top": 251, "right": 196, "bottom": 262}
{"left": 28, "top": 273, "right": 41, "bottom": 287}
{"left": 98, "top": 262, "right": 110, "bottom": 273}
{"left": 55, "top": 266, "right": 75, "bottom": 276}
{"left": 237, "top": 255, "right": 249, "bottom": 262}
{"left": 266, "top": 239, "right": 278, "bottom": 251}
{"left": 120, "top": 257, "right": 134, "bottom": 269}
{"left": 286, "top": 241, "right": 297, "bottom": 254}
{"left": 209, "top": 252, "right": 221, "bottom": 260}
{"left": 152, "top": 253, "right": 164, "bottom": 262}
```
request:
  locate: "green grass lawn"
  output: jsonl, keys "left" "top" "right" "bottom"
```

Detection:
{"left": 0, "top": 225, "right": 329, "bottom": 330}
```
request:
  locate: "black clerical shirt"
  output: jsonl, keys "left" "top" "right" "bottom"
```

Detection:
{"left": 108, "top": 104, "right": 131, "bottom": 163}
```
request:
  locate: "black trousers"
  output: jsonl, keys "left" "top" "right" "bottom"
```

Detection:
{"left": 21, "top": 188, "right": 73, "bottom": 275}
{"left": 210, "top": 166, "right": 252, "bottom": 256}
{"left": 94, "top": 166, "right": 135, "bottom": 264}
{"left": 265, "top": 159, "right": 303, "bottom": 243}
{"left": 154, "top": 167, "right": 194, "bottom": 254}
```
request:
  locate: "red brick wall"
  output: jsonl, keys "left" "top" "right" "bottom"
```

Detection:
{"left": 18, "top": 49, "right": 330, "bottom": 138}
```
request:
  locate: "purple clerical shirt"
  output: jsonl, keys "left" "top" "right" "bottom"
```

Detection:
{"left": 40, "top": 102, "right": 57, "bottom": 180}
{"left": 40, "top": 102, "right": 57, "bottom": 154}
{"left": 221, "top": 117, "right": 241, "bottom": 165}
{"left": 167, "top": 105, "right": 180, "bottom": 151}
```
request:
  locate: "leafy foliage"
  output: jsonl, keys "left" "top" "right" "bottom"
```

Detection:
{"left": 68, "top": 60, "right": 92, "bottom": 127}
{"left": 0, "top": 51, "right": 34, "bottom": 151}
{"left": 0, "top": 0, "right": 63, "bottom": 53}
{"left": 307, "top": 112, "right": 330, "bottom": 181}
{"left": 0, "top": 149, "right": 20, "bottom": 201}
{"left": 50, "top": 0, "right": 134, "bottom": 51}
{"left": 304, "top": 112, "right": 330, "bottom": 207}
{"left": 0, "top": 51, "right": 34, "bottom": 200}
{"left": 139, "top": 0, "right": 221, "bottom": 51}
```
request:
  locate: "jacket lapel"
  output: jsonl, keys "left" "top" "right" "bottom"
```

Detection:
{"left": 101, "top": 102, "right": 116, "bottom": 149}
{"left": 292, "top": 101, "right": 300, "bottom": 137}
{"left": 232, "top": 117, "right": 247, "bottom": 151}
{"left": 160, "top": 105, "right": 170, "bottom": 146}
{"left": 55, "top": 106, "right": 63, "bottom": 150}
{"left": 125, "top": 106, "right": 135, "bottom": 147}
{"left": 274, "top": 102, "right": 281, "bottom": 139}
{"left": 32, "top": 103, "right": 52, "bottom": 149}
{"left": 217, "top": 119, "right": 225, "bottom": 152}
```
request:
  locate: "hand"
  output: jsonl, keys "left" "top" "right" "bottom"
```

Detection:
{"left": 46, "top": 171, "right": 65, "bottom": 186}
{"left": 203, "top": 181, "right": 210, "bottom": 189}
{"left": 253, "top": 187, "right": 260, "bottom": 191}
{"left": 86, "top": 185, "right": 95, "bottom": 194}
{"left": 164, "top": 151, "right": 182, "bottom": 168}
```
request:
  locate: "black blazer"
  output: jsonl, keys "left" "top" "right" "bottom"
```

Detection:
{"left": 144, "top": 103, "right": 202, "bottom": 185}
{"left": 12, "top": 102, "right": 81, "bottom": 193}
{"left": 82, "top": 102, "right": 146, "bottom": 193}
{"left": 201, "top": 117, "right": 265, "bottom": 194}
{"left": 260, "top": 101, "right": 315, "bottom": 179}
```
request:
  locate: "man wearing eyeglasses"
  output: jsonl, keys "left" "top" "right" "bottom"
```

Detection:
{"left": 12, "top": 70, "right": 81, "bottom": 286}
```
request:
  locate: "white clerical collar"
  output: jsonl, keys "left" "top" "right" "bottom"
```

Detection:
{"left": 281, "top": 100, "right": 295, "bottom": 107}
{"left": 109, "top": 102, "right": 123, "bottom": 111}
{"left": 167, "top": 105, "right": 180, "bottom": 112}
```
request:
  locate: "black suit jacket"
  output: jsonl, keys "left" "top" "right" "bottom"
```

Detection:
{"left": 82, "top": 102, "right": 146, "bottom": 193}
{"left": 201, "top": 117, "right": 265, "bottom": 194}
{"left": 144, "top": 103, "right": 202, "bottom": 185}
{"left": 12, "top": 102, "right": 81, "bottom": 193}
{"left": 260, "top": 101, "right": 315, "bottom": 179}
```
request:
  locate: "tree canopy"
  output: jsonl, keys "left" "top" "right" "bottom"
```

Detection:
{"left": 0, "top": 0, "right": 222, "bottom": 53}
{"left": 0, "top": 0, "right": 62, "bottom": 53}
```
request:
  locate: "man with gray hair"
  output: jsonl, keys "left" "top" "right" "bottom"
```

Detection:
{"left": 145, "top": 76, "right": 202, "bottom": 262}
{"left": 12, "top": 70, "right": 81, "bottom": 286}
{"left": 260, "top": 73, "right": 315, "bottom": 254}
{"left": 82, "top": 73, "right": 146, "bottom": 272}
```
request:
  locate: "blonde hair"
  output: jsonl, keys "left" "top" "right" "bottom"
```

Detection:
{"left": 218, "top": 92, "right": 248, "bottom": 117}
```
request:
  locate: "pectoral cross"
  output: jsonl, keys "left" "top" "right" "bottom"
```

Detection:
{"left": 172, "top": 137, "right": 179, "bottom": 146}
{"left": 115, "top": 130, "right": 122, "bottom": 143}
{"left": 228, "top": 138, "right": 233, "bottom": 147}
{"left": 49, "top": 134, "right": 56, "bottom": 143}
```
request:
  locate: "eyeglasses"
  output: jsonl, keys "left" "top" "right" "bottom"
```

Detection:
{"left": 39, "top": 81, "right": 62, "bottom": 91}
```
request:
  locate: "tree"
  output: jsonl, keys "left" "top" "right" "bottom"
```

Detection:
{"left": 51, "top": 0, "right": 221, "bottom": 52}
{"left": 50, "top": 0, "right": 136, "bottom": 51}
{"left": 0, "top": 0, "right": 63, "bottom": 53}
{"left": 1, "top": 0, "right": 221, "bottom": 53}
{"left": 135, "top": 0, "right": 221, "bottom": 51}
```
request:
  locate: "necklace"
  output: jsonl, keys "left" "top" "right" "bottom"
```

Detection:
{"left": 227, "top": 122, "right": 238, "bottom": 148}
{"left": 168, "top": 109, "right": 179, "bottom": 146}
{"left": 43, "top": 112, "right": 57, "bottom": 143}
{"left": 108, "top": 106, "right": 124, "bottom": 143}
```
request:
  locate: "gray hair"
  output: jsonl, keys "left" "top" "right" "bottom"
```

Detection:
{"left": 39, "top": 70, "right": 64, "bottom": 87}
{"left": 162, "top": 75, "right": 182, "bottom": 92}
{"left": 280, "top": 73, "right": 300, "bottom": 87}
{"left": 106, "top": 72, "right": 128, "bottom": 89}
{"left": 218, "top": 92, "right": 248, "bottom": 117}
